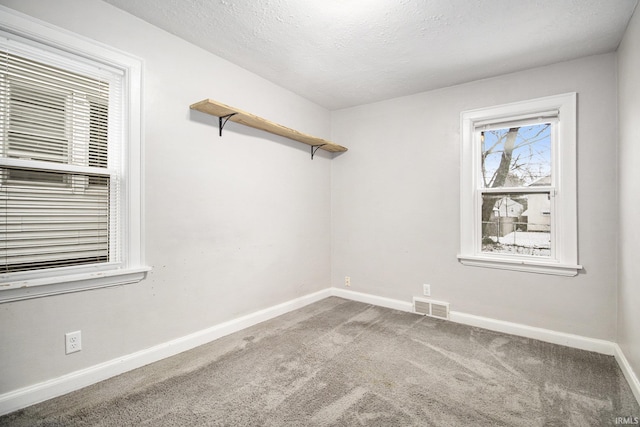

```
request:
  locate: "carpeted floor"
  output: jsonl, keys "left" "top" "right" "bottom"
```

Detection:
{"left": 1, "top": 297, "right": 638, "bottom": 426}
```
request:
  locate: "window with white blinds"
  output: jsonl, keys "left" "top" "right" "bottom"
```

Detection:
{"left": 0, "top": 50, "right": 120, "bottom": 274}
{"left": 0, "top": 9, "right": 146, "bottom": 302}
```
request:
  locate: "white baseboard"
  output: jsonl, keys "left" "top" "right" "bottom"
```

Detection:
{"left": 448, "top": 311, "right": 616, "bottom": 355}
{"left": 0, "top": 288, "right": 331, "bottom": 416}
{"left": 614, "top": 344, "right": 640, "bottom": 405}
{"left": 331, "top": 288, "right": 616, "bottom": 355}
{"left": 332, "top": 288, "right": 640, "bottom": 405}
{"left": 330, "top": 288, "right": 414, "bottom": 312}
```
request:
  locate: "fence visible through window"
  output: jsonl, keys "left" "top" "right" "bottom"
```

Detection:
{"left": 482, "top": 219, "right": 550, "bottom": 257}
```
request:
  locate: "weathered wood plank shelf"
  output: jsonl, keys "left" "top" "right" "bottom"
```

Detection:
{"left": 190, "top": 99, "right": 348, "bottom": 158}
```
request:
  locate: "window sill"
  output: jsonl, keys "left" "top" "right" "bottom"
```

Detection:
{"left": 0, "top": 267, "right": 151, "bottom": 303}
{"left": 457, "top": 255, "right": 582, "bottom": 277}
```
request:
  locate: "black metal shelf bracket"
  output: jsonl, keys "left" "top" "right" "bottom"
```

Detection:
{"left": 311, "top": 144, "right": 326, "bottom": 160}
{"left": 218, "top": 113, "right": 237, "bottom": 137}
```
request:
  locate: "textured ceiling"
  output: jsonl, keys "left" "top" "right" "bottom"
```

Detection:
{"left": 103, "top": 0, "right": 638, "bottom": 110}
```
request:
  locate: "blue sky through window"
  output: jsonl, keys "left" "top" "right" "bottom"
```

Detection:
{"left": 481, "top": 123, "right": 551, "bottom": 188}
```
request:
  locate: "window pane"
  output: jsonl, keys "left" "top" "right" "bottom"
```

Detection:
{"left": 481, "top": 192, "right": 550, "bottom": 257}
{"left": 0, "top": 167, "right": 110, "bottom": 273}
{"left": 481, "top": 124, "right": 551, "bottom": 188}
{"left": 1, "top": 52, "right": 110, "bottom": 168}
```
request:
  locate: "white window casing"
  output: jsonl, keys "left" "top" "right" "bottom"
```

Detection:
{"left": 458, "top": 93, "right": 581, "bottom": 276}
{"left": 0, "top": 6, "right": 149, "bottom": 302}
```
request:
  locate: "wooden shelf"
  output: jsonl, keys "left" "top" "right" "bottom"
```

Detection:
{"left": 190, "top": 99, "right": 348, "bottom": 155}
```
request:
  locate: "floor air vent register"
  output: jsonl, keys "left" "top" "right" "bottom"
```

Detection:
{"left": 413, "top": 297, "right": 450, "bottom": 320}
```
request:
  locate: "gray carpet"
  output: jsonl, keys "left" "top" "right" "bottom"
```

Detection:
{"left": 1, "top": 297, "right": 638, "bottom": 426}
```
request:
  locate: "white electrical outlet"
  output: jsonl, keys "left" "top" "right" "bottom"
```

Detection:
{"left": 345, "top": 276, "right": 351, "bottom": 287}
{"left": 65, "top": 331, "right": 82, "bottom": 354}
{"left": 423, "top": 284, "right": 431, "bottom": 296}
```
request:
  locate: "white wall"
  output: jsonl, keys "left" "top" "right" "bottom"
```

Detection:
{"left": 0, "top": 0, "right": 333, "bottom": 393}
{"left": 617, "top": 6, "right": 640, "bottom": 384}
{"left": 331, "top": 53, "right": 619, "bottom": 340}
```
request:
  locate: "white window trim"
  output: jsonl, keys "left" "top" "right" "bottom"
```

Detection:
{"left": 0, "top": 6, "right": 150, "bottom": 302}
{"left": 458, "top": 93, "right": 581, "bottom": 276}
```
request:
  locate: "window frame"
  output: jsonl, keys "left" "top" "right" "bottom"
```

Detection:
{"left": 458, "top": 93, "right": 581, "bottom": 276}
{"left": 0, "top": 6, "right": 149, "bottom": 302}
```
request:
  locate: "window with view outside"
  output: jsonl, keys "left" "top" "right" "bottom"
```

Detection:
{"left": 480, "top": 123, "right": 553, "bottom": 257}
{"left": 459, "top": 93, "right": 578, "bottom": 276}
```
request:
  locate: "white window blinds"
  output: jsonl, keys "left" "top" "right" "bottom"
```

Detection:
{"left": 0, "top": 46, "right": 122, "bottom": 274}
